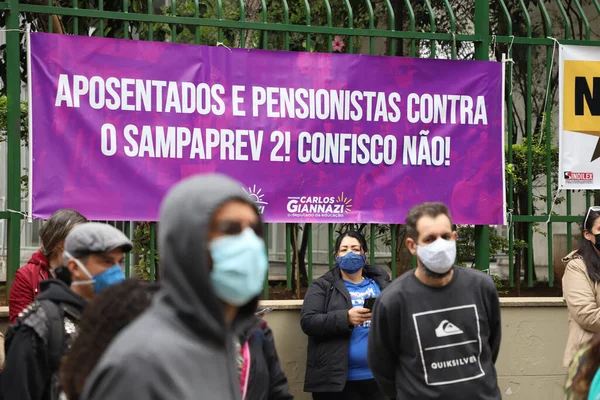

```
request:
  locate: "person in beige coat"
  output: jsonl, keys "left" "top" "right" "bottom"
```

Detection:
{"left": 563, "top": 206, "right": 600, "bottom": 368}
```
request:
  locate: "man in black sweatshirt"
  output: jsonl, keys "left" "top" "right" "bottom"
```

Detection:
{"left": 367, "top": 202, "right": 501, "bottom": 400}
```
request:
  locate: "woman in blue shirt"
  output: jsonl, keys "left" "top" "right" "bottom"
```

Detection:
{"left": 301, "top": 231, "right": 390, "bottom": 399}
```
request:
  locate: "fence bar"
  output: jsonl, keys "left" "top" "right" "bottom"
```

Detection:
{"left": 263, "top": 223, "right": 269, "bottom": 299}
{"left": 99, "top": 0, "right": 105, "bottom": 35}
{"left": 364, "top": 0, "right": 374, "bottom": 54}
{"left": 72, "top": 0, "right": 78, "bottom": 34}
{"left": 149, "top": 222, "right": 156, "bottom": 282}
{"left": 390, "top": 224, "right": 396, "bottom": 279}
{"left": 238, "top": 0, "right": 245, "bottom": 47}
{"left": 328, "top": 223, "right": 334, "bottom": 269}
{"left": 307, "top": 223, "right": 313, "bottom": 284}
{"left": 217, "top": 0, "right": 223, "bottom": 42}
{"left": 382, "top": 0, "right": 395, "bottom": 55}
{"left": 47, "top": 0, "right": 53, "bottom": 31}
{"left": 260, "top": 0, "right": 267, "bottom": 46}
{"left": 123, "top": 0, "right": 129, "bottom": 39}
{"left": 282, "top": 0, "right": 290, "bottom": 50}
{"left": 498, "top": 0, "right": 514, "bottom": 287}
{"left": 572, "top": 0, "right": 590, "bottom": 40}
{"left": 146, "top": 0, "right": 153, "bottom": 40}
{"left": 171, "top": 0, "right": 176, "bottom": 42}
{"left": 473, "top": 0, "right": 490, "bottom": 272}
{"left": 538, "top": 0, "right": 553, "bottom": 287}
{"left": 125, "top": 221, "right": 131, "bottom": 278}
{"left": 545, "top": 53, "right": 554, "bottom": 286}
{"left": 194, "top": 0, "right": 200, "bottom": 43}
{"left": 321, "top": 0, "right": 331, "bottom": 52}
{"left": 303, "top": 0, "right": 310, "bottom": 51}
{"left": 5, "top": 0, "right": 21, "bottom": 293}
{"left": 286, "top": 223, "right": 292, "bottom": 289}
{"left": 587, "top": 191, "right": 592, "bottom": 209}
{"left": 422, "top": 0, "right": 435, "bottom": 57}
{"left": 441, "top": 0, "right": 455, "bottom": 59}
{"left": 369, "top": 225, "right": 375, "bottom": 265}
{"left": 343, "top": 0, "right": 353, "bottom": 53}
{"left": 404, "top": 0, "right": 415, "bottom": 56}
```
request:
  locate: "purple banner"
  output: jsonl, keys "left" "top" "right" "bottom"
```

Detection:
{"left": 30, "top": 32, "right": 505, "bottom": 224}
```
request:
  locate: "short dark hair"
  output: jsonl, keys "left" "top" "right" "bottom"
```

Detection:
{"left": 406, "top": 202, "right": 452, "bottom": 240}
{"left": 333, "top": 231, "right": 369, "bottom": 256}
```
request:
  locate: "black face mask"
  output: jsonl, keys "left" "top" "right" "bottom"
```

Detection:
{"left": 53, "top": 265, "right": 72, "bottom": 286}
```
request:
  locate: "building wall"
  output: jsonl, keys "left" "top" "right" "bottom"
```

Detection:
{"left": 0, "top": 299, "right": 572, "bottom": 399}
{"left": 259, "top": 299, "right": 569, "bottom": 400}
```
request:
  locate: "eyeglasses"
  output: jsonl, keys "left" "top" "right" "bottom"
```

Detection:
{"left": 212, "top": 220, "right": 263, "bottom": 237}
{"left": 584, "top": 206, "right": 600, "bottom": 230}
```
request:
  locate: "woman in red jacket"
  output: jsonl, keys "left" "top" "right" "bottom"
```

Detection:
{"left": 8, "top": 208, "right": 87, "bottom": 324}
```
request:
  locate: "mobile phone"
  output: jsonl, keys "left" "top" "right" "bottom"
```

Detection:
{"left": 363, "top": 297, "right": 376, "bottom": 310}
{"left": 256, "top": 307, "right": 273, "bottom": 317}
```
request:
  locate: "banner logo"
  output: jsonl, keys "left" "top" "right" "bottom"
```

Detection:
{"left": 564, "top": 171, "right": 594, "bottom": 183}
{"left": 286, "top": 193, "right": 353, "bottom": 218}
{"left": 243, "top": 185, "right": 268, "bottom": 214}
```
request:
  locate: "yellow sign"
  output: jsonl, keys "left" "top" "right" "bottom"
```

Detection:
{"left": 563, "top": 60, "right": 600, "bottom": 137}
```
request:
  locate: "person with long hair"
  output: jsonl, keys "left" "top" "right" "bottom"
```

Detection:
{"left": 60, "top": 280, "right": 160, "bottom": 400}
{"left": 563, "top": 206, "right": 600, "bottom": 368}
{"left": 300, "top": 230, "right": 390, "bottom": 400}
{"left": 8, "top": 209, "right": 87, "bottom": 324}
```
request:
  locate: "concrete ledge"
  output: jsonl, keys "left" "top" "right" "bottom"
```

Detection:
{"left": 1, "top": 298, "right": 565, "bottom": 316}
{"left": 499, "top": 297, "right": 566, "bottom": 307}
{"left": 259, "top": 297, "right": 567, "bottom": 310}
{"left": 259, "top": 300, "right": 304, "bottom": 310}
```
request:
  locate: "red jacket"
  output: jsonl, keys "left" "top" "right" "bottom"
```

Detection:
{"left": 8, "top": 250, "right": 50, "bottom": 324}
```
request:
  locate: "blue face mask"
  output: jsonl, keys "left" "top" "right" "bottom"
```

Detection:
{"left": 92, "top": 265, "right": 126, "bottom": 293}
{"left": 209, "top": 227, "right": 268, "bottom": 306}
{"left": 337, "top": 252, "right": 366, "bottom": 273}
{"left": 66, "top": 250, "right": 126, "bottom": 294}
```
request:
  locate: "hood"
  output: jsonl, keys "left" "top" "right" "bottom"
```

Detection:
{"left": 158, "top": 173, "right": 262, "bottom": 343}
{"left": 563, "top": 250, "right": 583, "bottom": 264}
{"left": 28, "top": 249, "right": 50, "bottom": 271}
{"left": 37, "top": 279, "right": 87, "bottom": 310}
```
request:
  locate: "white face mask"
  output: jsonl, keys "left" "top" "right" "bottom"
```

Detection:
{"left": 416, "top": 238, "right": 456, "bottom": 275}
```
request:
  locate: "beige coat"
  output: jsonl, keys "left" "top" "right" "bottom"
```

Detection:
{"left": 562, "top": 250, "right": 600, "bottom": 367}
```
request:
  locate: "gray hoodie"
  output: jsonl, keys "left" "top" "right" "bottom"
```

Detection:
{"left": 81, "top": 174, "right": 262, "bottom": 400}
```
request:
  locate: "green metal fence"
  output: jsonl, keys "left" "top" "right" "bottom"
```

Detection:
{"left": 1, "top": 0, "right": 598, "bottom": 298}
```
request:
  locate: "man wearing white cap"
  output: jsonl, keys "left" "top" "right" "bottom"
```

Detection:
{"left": 2, "top": 222, "right": 133, "bottom": 400}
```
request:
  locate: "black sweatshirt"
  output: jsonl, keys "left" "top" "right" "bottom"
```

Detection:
{"left": 367, "top": 266, "right": 502, "bottom": 400}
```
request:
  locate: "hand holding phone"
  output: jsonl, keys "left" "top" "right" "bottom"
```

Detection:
{"left": 363, "top": 297, "right": 376, "bottom": 311}
{"left": 256, "top": 307, "right": 273, "bottom": 317}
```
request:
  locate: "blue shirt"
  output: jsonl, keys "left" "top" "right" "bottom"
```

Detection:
{"left": 589, "top": 365, "right": 600, "bottom": 400}
{"left": 344, "top": 277, "right": 381, "bottom": 381}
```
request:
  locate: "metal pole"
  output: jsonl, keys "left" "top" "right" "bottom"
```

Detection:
{"left": 473, "top": 0, "right": 490, "bottom": 272}
{"left": 6, "top": 0, "right": 22, "bottom": 294}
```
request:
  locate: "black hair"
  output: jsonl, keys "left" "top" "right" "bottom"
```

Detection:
{"left": 59, "top": 280, "right": 160, "bottom": 400}
{"left": 405, "top": 202, "right": 452, "bottom": 240}
{"left": 333, "top": 231, "right": 369, "bottom": 257}
{"left": 577, "top": 209, "right": 600, "bottom": 283}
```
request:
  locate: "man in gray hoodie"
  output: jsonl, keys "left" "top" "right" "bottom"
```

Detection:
{"left": 81, "top": 174, "right": 274, "bottom": 400}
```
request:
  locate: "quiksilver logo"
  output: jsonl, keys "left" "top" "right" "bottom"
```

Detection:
{"left": 435, "top": 320, "right": 463, "bottom": 337}
{"left": 431, "top": 356, "right": 477, "bottom": 370}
